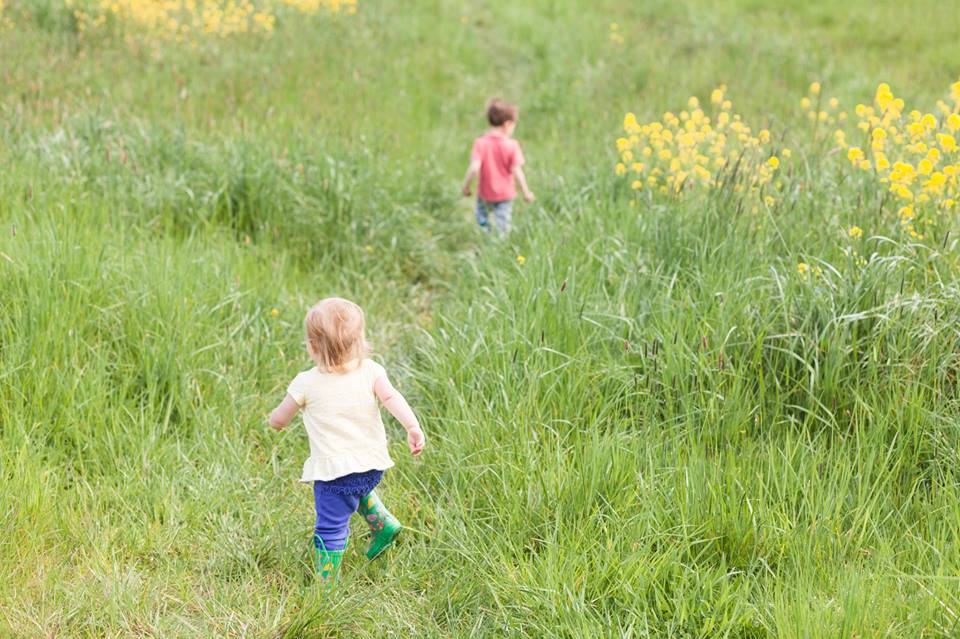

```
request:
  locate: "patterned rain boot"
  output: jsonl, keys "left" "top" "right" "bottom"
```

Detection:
{"left": 314, "top": 536, "right": 345, "bottom": 584}
{"left": 357, "top": 491, "right": 402, "bottom": 560}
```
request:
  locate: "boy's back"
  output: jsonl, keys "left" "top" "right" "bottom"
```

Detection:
{"left": 471, "top": 132, "right": 524, "bottom": 202}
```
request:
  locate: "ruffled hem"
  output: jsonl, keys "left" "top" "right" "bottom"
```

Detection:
{"left": 313, "top": 469, "right": 384, "bottom": 496}
{"left": 299, "top": 449, "right": 394, "bottom": 483}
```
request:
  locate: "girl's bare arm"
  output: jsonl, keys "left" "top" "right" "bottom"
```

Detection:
{"left": 268, "top": 394, "right": 300, "bottom": 430}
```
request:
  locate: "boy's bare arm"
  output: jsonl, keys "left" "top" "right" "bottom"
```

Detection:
{"left": 513, "top": 166, "right": 535, "bottom": 202}
{"left": 462, "top": 160, "right": 481, "bottom": 196}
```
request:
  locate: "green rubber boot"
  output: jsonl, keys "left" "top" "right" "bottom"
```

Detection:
{"left": 314, "top": 536, "right": 345, "bottom": 584}
{"left": 357, "top": 491, "right": 402, "bottom": 560}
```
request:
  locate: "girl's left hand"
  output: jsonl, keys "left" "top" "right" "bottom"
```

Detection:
{"left": 407, "top": 427, "right": 426, "bottom": 456}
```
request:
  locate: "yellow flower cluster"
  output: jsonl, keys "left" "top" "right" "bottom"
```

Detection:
{"left": 608, "top": 22, "right": 623, "bottom": 45}
{"left": 800, "top": 81, "right": 847, "bottom": 131}
{"left": 279, "top": 0, "right": 355, "bottom": 14}
{"left": 833, "top": 80, "right": 960, "bottom": 240}
{"left": 0, "top": 0, "right": 11, "bottom": 28}
{"left": 842, "top": 228, "right": 868, "bottom": 268}
{"left": 797, "top": 262, "right": 823, "bottom": 279}
{"left": 65, "top": 0, "right": 355, "bottom": 40}
{"left": 842, "top": 247, "right": 868, "bottom": 268}
{"left": 616, "top": 86, "right": 787, "bottom": 203}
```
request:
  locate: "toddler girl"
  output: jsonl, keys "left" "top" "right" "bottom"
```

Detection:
{"left": 268, "top": 297, "right": 425, "bottom": 581}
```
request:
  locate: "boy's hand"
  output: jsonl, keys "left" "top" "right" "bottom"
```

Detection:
{"left": 523, "top": 191, "right": 536, "bottom": 203}
{"left": 462, "top": 183, "right": 472, "bottom": 197}
{"left": 407, "top": 427, "right": 426, "bottom": 456}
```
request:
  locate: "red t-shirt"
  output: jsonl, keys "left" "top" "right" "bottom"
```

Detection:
{"left": 470, "top": 132, "right": 525, "bottom": 202}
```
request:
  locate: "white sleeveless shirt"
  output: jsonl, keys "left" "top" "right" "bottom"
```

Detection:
{"left": 286, "top": 359, "right": 395, "bottom": 482}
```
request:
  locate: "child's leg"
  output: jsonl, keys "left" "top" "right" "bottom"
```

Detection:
{"left": 313, "top": 487, "right": 360, "bottom": 550}
{"left": 491, "top": 200, "right": 513, "bottom": 234}
{"left": 312, "top": 487, "right": 358, "bottom": 581}
{"left": 475, "top": 199, "right": 491, "bottom": 232}
{"left": 357, "top": 490, "right": 402, "bottom": 560}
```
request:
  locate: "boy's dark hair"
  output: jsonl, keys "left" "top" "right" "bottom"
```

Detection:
{"left": 486, "top": 99, "right": 518, "bottom": 126}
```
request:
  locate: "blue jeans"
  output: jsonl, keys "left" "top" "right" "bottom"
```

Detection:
{"left": 475, "top": 199, "right": 513, "bottom": 234}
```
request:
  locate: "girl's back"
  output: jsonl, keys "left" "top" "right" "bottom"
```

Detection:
{"left": 288, "top": 359, "right": 394, "bottom": 482}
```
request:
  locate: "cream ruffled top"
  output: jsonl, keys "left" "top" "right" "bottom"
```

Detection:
{"left": 286, "top": 359, "right": 395, "bottom": 482}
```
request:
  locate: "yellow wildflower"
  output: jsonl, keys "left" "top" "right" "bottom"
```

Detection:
{"left": 939, "top": 133, "right": 958, "bottom": 153}
{"left": 516, "top": 255, "right": 526, "bottom": 266}
{"left": 924, "top": 172, "right": 947, "bottom": 192}
{"left": 848, "top": 226, "right": 863, "bottom": 239}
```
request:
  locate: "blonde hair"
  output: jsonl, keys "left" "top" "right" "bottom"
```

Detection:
{"left": 304, "top": 298, "right": 369, "bottom": 372}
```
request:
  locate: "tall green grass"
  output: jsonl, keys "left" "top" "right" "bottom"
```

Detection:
{"left": 3, "top": 0, "right": 960, "bottom": 636}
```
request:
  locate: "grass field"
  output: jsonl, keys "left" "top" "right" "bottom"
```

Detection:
{"left": 3, "top": 0, "right": 960, "bottom": 636}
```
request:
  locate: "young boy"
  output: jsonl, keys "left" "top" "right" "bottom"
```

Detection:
{"left": 461, "top": 99, "right": 534, "bottom": 234}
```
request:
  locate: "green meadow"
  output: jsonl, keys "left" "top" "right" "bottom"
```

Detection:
{"left": 2, "top": 0, "right": 960, "bottom": 636}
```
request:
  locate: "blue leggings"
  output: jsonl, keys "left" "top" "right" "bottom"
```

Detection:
{"left": 313, "top": 489, "right": 360, "bottom": 551}
{"left": 312, "top": 470, "right": 383, "bottom": 551}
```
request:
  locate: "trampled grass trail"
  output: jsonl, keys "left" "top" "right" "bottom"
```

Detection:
{"left": 3, "top": 0, "right": 960, "bottom": 636}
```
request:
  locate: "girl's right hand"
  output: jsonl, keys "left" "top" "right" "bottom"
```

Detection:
{"left": 407, "top": 427, "right": 426, "bottom": 456}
